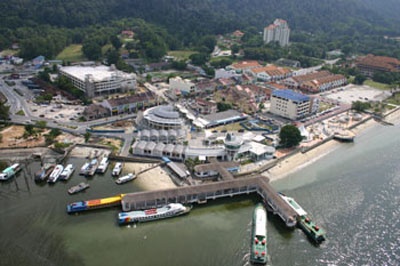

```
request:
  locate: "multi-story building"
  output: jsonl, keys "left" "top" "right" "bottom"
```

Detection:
{"left": 192, "top": 98, "right": 218, "bottom": 115}
{"left": 100, "top": 91, "right": 156, "bottom": 115}
{"left": 270, "top": 89, "right": 310, "bottom": 120}
{"left": 59, "top": 64, "right": 136, "bottom": 98}
{"left": 354, "top": 54, "right": 400, "bottom": 77}
{"left": 283, "top": 71, "right": 347, "bottom": 93}
{"left": 228, "top": 61, "right": 262, "bottom": 73}
{"left": 169, "top": 76, "right": 196, "bottom": 95}
{"left": 263, "top": 19, "right": 290, "bottom": 47}
{"left": 248, "top": 65, "right": 292, "bottom": 82}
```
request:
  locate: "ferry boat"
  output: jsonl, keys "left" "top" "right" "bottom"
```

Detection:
{"left": 79, "top": 162, "right": 90, "bottom": 175}
{"left": 34, "top": 164, "right": 55, "bottom": 182}
{"left": 0, "top": 163, "right": 21, "bottom": 181}
{"left": 115, "top": 173, "right": 136, "bottom": 184}
{"left": 112, "top": 162, "right": 123, "bottom": 176}
{"left": 96, "top": 156, "right": 109, "bottom": 174}
{"left": 47, "top": 164, "right": 64, "bottom": 183}
{"left": 59, "top": 164, "right": 75, "bottom": 180}
{"left": 279, "top": 193, "right": 326, "bottom": 243}
{"left": 250, "top": 203, "right": 268, "bottom": 265}
{"left": 68, "top": 182, "right": 90, "bottom": 195}
{"left": 66, "top": 194, "right": 124, "bottom": 213}
{"left": 118, "top": 203, "right": 192, "bottom": 225}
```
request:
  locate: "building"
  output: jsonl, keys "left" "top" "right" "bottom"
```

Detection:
{"left": 59, "top": 64, "right": 136, "bottom": 98}
{"left": 100, "top": 91, "right": 156, "bottom": 115}
{"left": 228, "top": 61, "right": 262, "bottom": 73}
{"left": 270, "top": 89, "right": 310, "bottom": 120}
{"left": 354, "top": 54, "right": 400, "bottom": 77}
{"left": 169, "top": 76, "right": 196, "bottom": 95}
{"left": 136, "top": 105, "right": 185, "bottom": 130}
{"left": 82, "top": 104, "right": 110, "bottom": 120}
{"left": 263, "top": 19, "right": 290, "bottom": 47}
{"left": 248, "top": 65, "right": 292, "bottom": 82}
{"left": 283, "top": 71, "right": 347, "bottom": 93}
{"left": 193, "top": 110, "right": 248, "bottom": 129}
{"left": 192, "top": 98, "right": 218, "bottom": 115}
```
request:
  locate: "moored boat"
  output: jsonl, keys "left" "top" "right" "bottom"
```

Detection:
{"left": 68, "top": 182, "right": 90, "bottom": 195}
{"left": 0, "top": 163, "right": 21, "bottom": 181}
{"left": 279, "top": 193, "right": 326, "bottom": 243}
{"left": 112, "top": 162, "right": 123, "bottom": 176}
{"left": 250, "top": 203, "right": 268, "bottom": 265}
{"left": 85, "top": 159, "right": 99, "bottom": 177}
{"left": 96, "top": 156, "right": 109, "bottom": 174}
{"left": 59, "top": 164, "right": 75, "bottom": 181}
{"left": 47, "top": 164, "right": 64, "bottom": 183}
{"left": 115, "top": 173, "right": 136, "bottom": 184}
{"left": 118, "top": 203, "right": 192, "bottom": 224}
{"left": 66, "top": 194, "right": 124, "bottom": 213}
{"left": 35, "top": 164, "right": 55, "bottom": 182}
{"left": 79, "top": 162, "right": 90, "bottom": 175}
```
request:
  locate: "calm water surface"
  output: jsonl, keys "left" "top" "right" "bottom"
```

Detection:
{"left": 1, "top": 123, "right": 399, "bottom": 266}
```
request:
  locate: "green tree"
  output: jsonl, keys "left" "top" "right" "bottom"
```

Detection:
{"left": 217, "top": 102, "right": 232, "bottom": 112}
{"left": 82, "top": 41, "right": 102, "bottom": 61}
{"left": 110, "top": 35, "right": 122, "bottom": 50}
{"left": 279, "top": 125, "right": 302, "bottom": 148}
{"left": 352, "top": 101, "right": 371, "bottom": 112}
{"left": 0, "top": 102, "right": 10, "bottom": 121}
{"left": 354, "top": 74, "right": 367, "bottom": 85}
{"left": 84, "top": 132, "right": 91, "bottom": 143}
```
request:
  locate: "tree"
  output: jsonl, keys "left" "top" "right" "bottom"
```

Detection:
{"left": 0, "top": 102, "right": 10, "bottom": 121}
{"left": 110, "top": 35, "right": 122, "bottom": 50}
{"left": 354, "top": 74, "right": 367, "bottom": 85}
{"left": 82, "top": 41, "right": 102, "bottom": 61}
{"left": 84, "top": 132, "right": 91, "bottom": 143}
{"left": 279, "top": 125, "right": 302, "bottom": 148}
{"left": 217, "top": 102, "right": 232, "bottom": 112}
{"left": 352, "top": 101, "right": 371, "bottom": 112}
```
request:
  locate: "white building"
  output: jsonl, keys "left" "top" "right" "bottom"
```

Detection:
{"left": 59, "top": 64, "right": 136, "bottom": 98}
{"left": 270, "top": 89, "right": 310, "bottom": 120}
{"left": 263, "top": 19, "right": 290, "bottom": 47}
{"left": 169, "top": 76, "right": 196, "bottom": 95}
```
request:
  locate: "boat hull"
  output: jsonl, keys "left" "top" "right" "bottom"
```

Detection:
{"left": 118, "top": 204, "right": 191, "bottom": 224}
{"left": 250, "top": 203, "right": 268, "bottom": 265}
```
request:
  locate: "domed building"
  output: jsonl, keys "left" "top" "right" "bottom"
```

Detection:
{"left": 136, "top": 105, "right": 185, "bottom": 130}
{"left": 224, "top": 133, "right": 244, "bottom": 161}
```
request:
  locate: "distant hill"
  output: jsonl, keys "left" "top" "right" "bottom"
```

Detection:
{"left": 1, "top": 0, "right": 399, "bottom": 37}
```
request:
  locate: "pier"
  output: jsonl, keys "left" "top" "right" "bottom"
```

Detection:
{"left": 121, "top": 176, "right": 297, "bottom": 227}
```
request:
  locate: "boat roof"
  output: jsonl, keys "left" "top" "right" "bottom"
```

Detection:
{"left": 279, "top": 194, "right": 307, "bottom": 216}
{"left": 254, "top": 207, "right": 267, "bottom": 236}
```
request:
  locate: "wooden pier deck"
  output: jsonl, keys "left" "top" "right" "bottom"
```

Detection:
{"left": 121, "top": 175, "right": 297, "bottom": 227}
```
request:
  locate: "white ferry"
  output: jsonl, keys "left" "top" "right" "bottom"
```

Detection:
{"left": 112, "top": 162, "right": 123, "bottom": 176}
{"left": 59, "top": 164, "right": 75, "bottom": 180}
{"left": 96, "top": 157, "right": 109, "bottom": 174}
{"left": 47, "top": 164, "right": 64, "bottom": 183}
{"left": 118, "top": 203, "right": 191, "bottom": 224}
{"left": 79, "top": 162, "right": 90, "bottom": 175}
{"left": 115, "top": 173, "right": 136, "bottom": 184}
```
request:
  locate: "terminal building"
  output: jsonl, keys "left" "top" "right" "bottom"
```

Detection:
{"left": 59, "top": 64, "right": 136, "bottom": 98}
{"left": 136, "top": 105, "right": 186, "bottom": 130}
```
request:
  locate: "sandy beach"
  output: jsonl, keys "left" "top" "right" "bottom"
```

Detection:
{"left": 123, "top": 162, "right": 176, "bottom": 190}
{"left": 265, "top": 108, "right": 400, "bottom": 182}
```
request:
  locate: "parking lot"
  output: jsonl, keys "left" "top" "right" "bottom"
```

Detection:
{"left": 322, "top": 84, "right": 392, "bottom": 104}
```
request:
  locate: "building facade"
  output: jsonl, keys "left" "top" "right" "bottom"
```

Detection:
{"left": 263, "top": 19, "right": 290, "bottom": 47}
{"left": 59, "top": 64, "right": 136, "bottom": 98}
{"left": 169, "top": 76, "right": 196, "bottom": 95}
{"left": 270, "top": 89, "right": 310, "bottom": 120}
{"left": 354, "top": 54, "right": 400, "bottom": 77}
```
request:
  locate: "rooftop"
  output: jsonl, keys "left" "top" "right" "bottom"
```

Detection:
{"left": 272, "top": 89, "right": 310, "bottom": 102}
{"left": 60, "top": 65, "right": 136, "bottom": 82}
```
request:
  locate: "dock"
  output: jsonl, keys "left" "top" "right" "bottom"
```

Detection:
{"left": 121, "top": 176, "right": 297, "bottom": 227}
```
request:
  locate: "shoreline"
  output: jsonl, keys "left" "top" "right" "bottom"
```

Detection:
{"left": 265, "top": 108, "right": 400, "bottom": 182}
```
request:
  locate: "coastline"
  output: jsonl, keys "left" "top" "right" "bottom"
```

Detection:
{"left": 265, "top": 108, "right": 400, "bottom": 182}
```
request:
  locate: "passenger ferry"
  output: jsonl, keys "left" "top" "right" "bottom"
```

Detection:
{"left": 279, "top": 193, "right": 326, "bottom": 243}
{"left": 85, "top": 159, "right": 99, "bottom": 176}
{"left": 0, "top": 163, "right": 21, "bottom": 181}
{"left": 115, "top": 173, "right": 136, "bottom": 184}
{"left": 118, "top": 203, "right": 191, "bottom": 225}
{"left": 250, "top": 203, "right": 268, "bottom": 265}
{"left": 47, "top": 164, "right": 64, "bottom": 183}
{"left": 59, "top": 164, "right": 75, "bottom": 180}
{"left": 96, "top": 156, "right": 109, "bottom": 174}
{"left": 66, "top": 194, "right": 124, "bottom": 213}
{"left": 112, "top": 162, "right": 123, "bottom": 176}
{"left": 68, "top": 182, "right": 90, "bottom": 195}
{"left": 34, "top": 164, "right": 54, "bottom": 182}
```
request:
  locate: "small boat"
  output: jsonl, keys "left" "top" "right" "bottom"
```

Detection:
{"left": 68, "top": 182, "right": 90, "bottom": 195}
{"left": 112, "top": 162, "right": 123, "bottom": 176}
{"left": 47, "top": 164, "right": 64, "bottom": 183}
{"left": 34, "top": 164, "right": 55, "bottom": 182}
{"left": 59, "top": 164, "right": 75, "bottom": 180}
{"left": 250, "top": 203, "right": 268, "bottom": 265}
{"left": 85, "top": 159, "right": 99, "bottom": 177}
{"left": 118, "top": 203, "right": 192, "bottom": 224}
{"left": 79, "top": 162, "right": 90, "bottom": 175}
{"left": 96, "top": 156, "right": 109, "bottom": 174}
{"left": 115, "top": 173, "right": 136, "bottom": 184}
{"left": 0, "top": 163, "right": 21, "bottom": 181}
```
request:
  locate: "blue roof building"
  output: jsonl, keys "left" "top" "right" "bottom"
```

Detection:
{"left": 270, "top": 89, "right": 311, "bottom": 120}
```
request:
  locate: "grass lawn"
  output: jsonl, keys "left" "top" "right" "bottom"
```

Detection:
{"left": 213, "top": 122, "right": 244, "bottom": 132}
{"left": 56, "top": 44, "right": 85, "bottom": 62}
{"left": 364, "top": 80, "right": 391, "bottom": 90}
{"left": 0, "top": 49, "right": 18, "bottom": 56}
{"left": 168, "top": 50, "right": 196, "bottom": 61}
